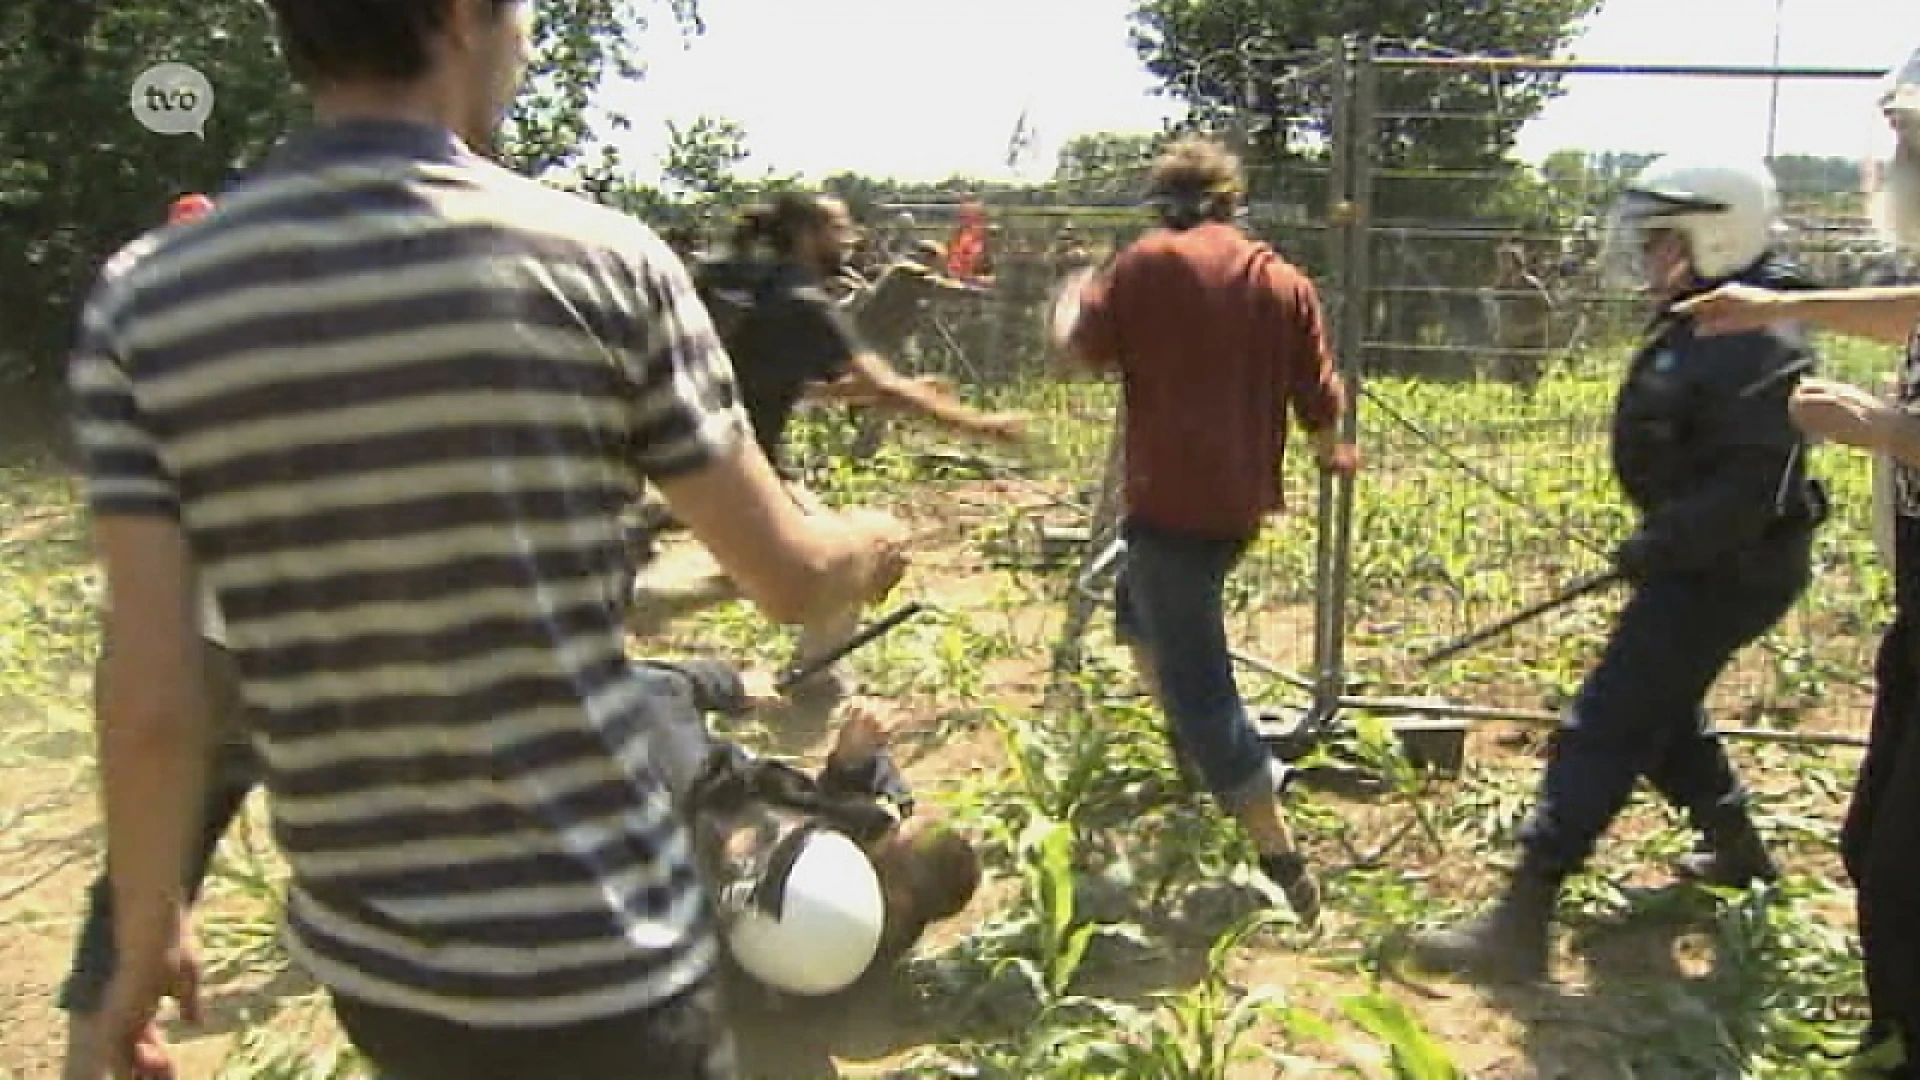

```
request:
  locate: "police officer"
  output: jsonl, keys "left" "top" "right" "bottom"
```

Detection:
{"left": 1410, "top": 156, "right": 1828, "bottom": 983}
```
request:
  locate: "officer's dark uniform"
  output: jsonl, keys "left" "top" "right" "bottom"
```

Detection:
{"left": 1519, "top": 259, "right": 1826, "bottom": 877}
{"left": 1411, "top": 257, "right": 1826, "bottom": 982}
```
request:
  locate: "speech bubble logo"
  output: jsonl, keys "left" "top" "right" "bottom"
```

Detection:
{"left": 131, "top": 63, "right": 214, "bottom": 138}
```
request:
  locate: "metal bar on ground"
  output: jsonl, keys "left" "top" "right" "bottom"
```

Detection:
{"left": 1419, "top": 571, "right": 1624, "bottom": 668}
{"left": 1292, "top": 694, "right": 1868, "bottom": 749}
{"left": 777, "top": 602, "right": 928, "bottom": 693}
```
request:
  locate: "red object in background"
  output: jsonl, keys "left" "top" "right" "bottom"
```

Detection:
{"left": 947, "top": 201, "right": 988, "bottom": 280}
{"left": 168, "top": 193, "right": 214, "bottom": 224}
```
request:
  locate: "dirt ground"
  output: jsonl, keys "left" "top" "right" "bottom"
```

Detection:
{"left": 0, "top": 475, "right": 1870, "bottom": 1079}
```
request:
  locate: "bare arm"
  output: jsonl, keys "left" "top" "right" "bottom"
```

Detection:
{"left": 1681, "top": 284, "right": 1920, "bottom": 347}
{"left": 838, "top": 351, "right": 1023, "bottom": 442}
{"left": 652, "top": 437, "right": 905, "bottom": 626}
{"left": 1053, "top": 268, "right": 1119, "bottom": 377}
{"left": 93, "top": 516, "right": 212, "bottom": 990}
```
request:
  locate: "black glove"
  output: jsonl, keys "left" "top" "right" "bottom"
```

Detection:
{"left": 1613, "top": 530, "right": 1663, "bottom": 583}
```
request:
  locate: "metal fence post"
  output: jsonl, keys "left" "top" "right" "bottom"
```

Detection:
{"left": 1311, "top": 36, "right": 1375, "bottom": 724}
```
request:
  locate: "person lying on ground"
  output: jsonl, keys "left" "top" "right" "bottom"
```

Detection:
{"left": 55, "top": 651, "right": 977, "bottom": 1077}
{"left": 638, "top": 657, "right": 983, "bottom": 1000}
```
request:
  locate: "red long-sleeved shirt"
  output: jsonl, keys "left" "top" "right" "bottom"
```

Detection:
{"left": 1071, "top": 221, "right": 1346, "bottom": 538}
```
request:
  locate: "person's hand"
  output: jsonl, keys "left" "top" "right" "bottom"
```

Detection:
{"left": 833, "top": 508, "right": 911, "bottom": 609}
{"left": 1310, "top": 427, "right": 1361, "bottom": 476}
{"left": 1672, "top": 283, "right": 1797, "bottom": 337}
{"left": 1790, "top": 376, "right": 1899, "bottom": 451}
{"left": 1315, "top": 441, "right": 1361, "bottom": 476}
{"left": 739, "top": 668, "right": 786, "bottom": 711}
{"left": 808, "top": 376, "right": 885, "bottom": 407}
{"left": 95, "top": 922, "right": 200, "bottom": 1080}
{"left": 829, "top": 698, "right": 899, "bottom": 766}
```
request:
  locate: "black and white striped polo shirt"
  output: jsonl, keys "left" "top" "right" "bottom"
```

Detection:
{"left": 70, "top": 119, "right": 745, "bottom": 1027}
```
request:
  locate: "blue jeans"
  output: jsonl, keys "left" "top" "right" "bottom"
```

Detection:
{"left": 1113, "top": 518, "right": 1275, "bottom": 811}
{"left": 1516, "top": 531, "right": 1810, "bottom": 875}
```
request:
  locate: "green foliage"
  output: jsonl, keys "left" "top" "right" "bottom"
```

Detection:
{"left": 1127, "top": 0, "right": 1602, "bottom": 198}
{"left": 0, "top": 0, "right": 698, "bottom": 388}
{"left": 1051, "top": 131, "right": 1174, "bottom": 205}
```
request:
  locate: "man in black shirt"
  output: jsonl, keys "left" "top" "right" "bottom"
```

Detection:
{"left": 699, "top": 194, "right": 1025, "bottom": 691}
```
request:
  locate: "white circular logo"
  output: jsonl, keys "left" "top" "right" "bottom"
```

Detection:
{"left": 131, "top": 63, "right": 214, "bottom": 138}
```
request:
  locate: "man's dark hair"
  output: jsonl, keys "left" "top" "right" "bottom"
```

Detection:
{"left": 265, "top": 0, "right": 522, "bottom": 86}
{"left": 731, "top": 193, "right": 841, "bottom": 260}
{"left": 871, "top": 821, "right": 981, "bottom": 962}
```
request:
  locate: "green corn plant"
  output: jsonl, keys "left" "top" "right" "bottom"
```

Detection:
{"left": 199, "top": 808, "right": 292, "bottom": 979}
{"left": 1279, "top": 990, "right": 1470, "bottom": 1080}
{"left": 1097, "top": 910, "right": 1296, "bottom": 1079}
{"left": 213, "top": 1002, "right": 364, "bottom": 1080}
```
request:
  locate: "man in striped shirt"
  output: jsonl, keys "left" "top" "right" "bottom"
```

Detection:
{"left": 67, "top": 2, "right": 907, "bottom": 1078}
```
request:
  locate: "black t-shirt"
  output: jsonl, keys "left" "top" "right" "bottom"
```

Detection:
{"left": 726, "top": 264, "right": 864, "bottom": 468}
{"left": 1891, "top": 325, "right": 1920, "bottom": 614}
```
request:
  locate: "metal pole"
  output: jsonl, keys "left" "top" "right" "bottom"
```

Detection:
{"left": 1048, "top": 405, "right": 1127, "bottom": 683}
{"left": 1310, "top": 39, "right": 1356, "bottom": 720}
{"left": 1313, "top": 693, "right": 1866, "bottom": 749}
{"left": 1318, "top": 37, "right": 1375, "bottom": 720}
{"left": 1765, "top": 0, "right": 1786, "bottom": 162}
{"left": 1369, "top": 57, "right": 1883, "bottom": 80}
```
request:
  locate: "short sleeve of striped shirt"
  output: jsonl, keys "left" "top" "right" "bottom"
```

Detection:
{"left": 69, "top": 264, "right": 182, "bottom": 520}
{"left": 624, "top": 234, "right": 751, "bottom": 480}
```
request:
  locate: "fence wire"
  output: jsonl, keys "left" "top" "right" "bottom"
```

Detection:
{"left": 767, "top": 39, "right": 1894, "bottom": 746}
{"left": 1033, "top": 39, "right": 1894, "bottom": 745}
{"left": 1321, "top": 42, "right": 1891, "bottom": 736}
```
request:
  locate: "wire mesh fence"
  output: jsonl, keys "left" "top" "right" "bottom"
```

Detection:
{"left": 1298, "top": 42, "right": 1891, "bottom": 739}
{"left": 1029, "top": 38, "right": 1896, "bottom": 747}
{"left": 759, "top": 37, "right": 1898, "bottom": 748}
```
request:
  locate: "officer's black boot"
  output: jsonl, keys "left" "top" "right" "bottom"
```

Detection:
{"left": 1673, "top": 803, "right": 1779, "bottom": 889}
{"left": 1407, "top": 859, "right": 1564, "bottom": 983}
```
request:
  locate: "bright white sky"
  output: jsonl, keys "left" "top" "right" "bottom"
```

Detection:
{"left": 601, "top": 0, "right": 1920, "bottom": 185}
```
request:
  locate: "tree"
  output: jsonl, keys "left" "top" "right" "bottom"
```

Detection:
{"left": 0, "top": 0, "right": 700, "bottom": 393}
{"left": 661, "top": 116, "right": 753, "bottom": 202}
{"left": 1051, "top": 131, "right": 1170, "bottom": 204}
{"left": 1128, "top": 0, "right": 1605, "bottom": 226}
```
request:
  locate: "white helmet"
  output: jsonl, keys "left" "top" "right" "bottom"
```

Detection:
{"left": 719, "top": 824, "right": 885, "bottom": 996}
{"left": 1605, "top": 156, "right": 1779, "bottom": 282}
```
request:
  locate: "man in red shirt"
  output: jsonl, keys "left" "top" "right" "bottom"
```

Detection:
{"left": 1054, "top": 137, "right": 1357, "bottom": 924}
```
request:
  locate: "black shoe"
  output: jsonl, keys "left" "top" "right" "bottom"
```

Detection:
{"left": 1674, "top": 805, "right": 1779, "bottom": 889}
{"left": 1407, "top": 863, "right": 1564, "bottom": 983}
{"left": 1258, "top": 851, "right": 1322, "bottom": 927}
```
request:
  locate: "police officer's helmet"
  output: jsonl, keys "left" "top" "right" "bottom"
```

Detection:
{"left": 1608, "top": 156, "right": 1779, "bottom": 282}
